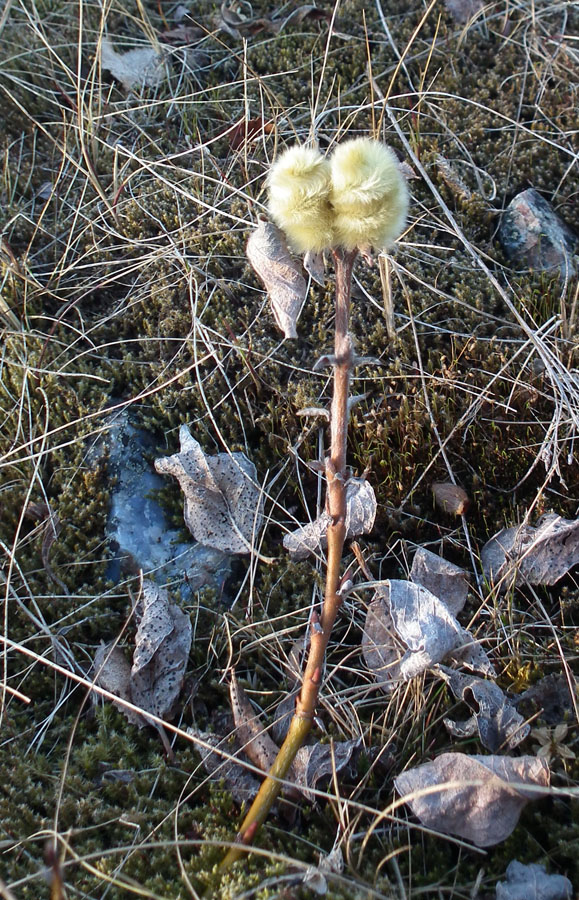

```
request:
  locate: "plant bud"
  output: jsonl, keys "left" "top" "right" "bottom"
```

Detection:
{"left": 329, "top": 138, "right": 408, "bottom": 250}
{"left": 267, "top": 145, "right": 334, "bottom": 253}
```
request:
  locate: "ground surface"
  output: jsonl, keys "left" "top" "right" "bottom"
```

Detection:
{"left": 1, "top": 0, "right": 579, "bottom": 897}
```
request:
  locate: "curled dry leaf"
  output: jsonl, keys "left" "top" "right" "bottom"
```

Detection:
{"left": 155, "top": 425, "right": 263, "bottom": 555}
{"left": 395, "top": 752, "right": 549, "bottom": 847}
{"left": 189, "top": 728, "right": 261, "bottom": 805}
{"left": 481, "top": 514, "right": 579, "bottom": 591}
{"left": 284, "top": 478, "right": 376, "bottom": 560}
{"left": 229, "top": 117, "right": 275, "bottom": 151}
{"left": 293, "top": 738, "right": 361, "bottom": 802}
{"left": 362, "top": 580, "right": 492, "bottom": 689}
{"left": 410, "top": 547, "right": 470, "bottom": 617}
{"left": 496, "top": 860, "right": 573, "bottom": 900}
{"left": 194, "top": 676, "right": 361, "bottom": 804}
{"left": 437, "top": 666, "right": 530, "bottom": 751}
{"left": 230, "top": 672, "right": 279, "bottom": 772}
{"left": 516, "top": 674, "right": 577, "bottom": 726}
{"left": 432, "top": 482, "right": 470, "bottom": 516}
{"left": 130, "top": 580, "right": 192, "bottom": 722}
{"left": 93, "top": 642, "right": 141, "bottom": 726}
{"left": 100, "top": 37, "right": 167, "bottom": 91}
{"left": 303, "top": 249, "right": 326, "bottom": 286}
{"left": 246, "top": 220, "right": 307, "bottom": 338}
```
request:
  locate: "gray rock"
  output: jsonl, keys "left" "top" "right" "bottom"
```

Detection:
{"left": 498, "top": 189, "right": 577, "bottom": 279}
{"left": 100, "top": 408, "right": 230, "bottom": 595}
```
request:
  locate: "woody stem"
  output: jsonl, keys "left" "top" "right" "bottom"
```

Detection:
{"left": 221, "top": 247, "right": 357, "bottom": 868}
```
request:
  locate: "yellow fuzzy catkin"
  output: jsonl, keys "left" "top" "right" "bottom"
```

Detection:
{"left": 267, "top": 145, "right": 334, "bottom": 253}
{"left": 330, "top": 138, "right": 408, "bottom": 250}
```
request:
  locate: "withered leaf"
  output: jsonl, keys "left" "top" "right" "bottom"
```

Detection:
{"left": 189, "top": 727, "right": 261, "bottom": 804}
{"left": 410, "top": 547, "right": 470, "bottom": 617}
{"left": 395, "top": 752, "right": 549, "bottom": 847}
{"left": 437, "top": 666, "right": 530, "bottom": 751}
{"left": 293, "top": 738, "right": 361, "bottom": 802}
{"left": 303, "top": 249, "right": 326, "bottom": 286}
{"left": 481, "top": 514, "right": 579, "bottom": 591}
{"left": 100, "top": 37, "right": 167, "bottom": 91}
{"left": 516, "top": 674, "right": 577, "bottom": 725}
{"left": 155, "top": 425, "right": 264, "bottom": 555}
{"left": 229, "top": 117, "right": 274, "bottom": 151}
{"left": 159, "top": 24, "right": 203, "bottom": 45}
{"left": 432, "top": 482, "right": 470, "bottom": 516}
{"left": 230, "top": 672, "right": 279, "bottom": 771}
{"left": 246, "top": 220, "right": 307, "bottom": 339}
{"left": 363, "top": 580, "right": 462, "bottom": 686}
{"left": 496, "top": 860, "right": 573, "bottom": 900}
{"left": 284, "top": 478, "right": 376, "bottom": 560}
{"left": 93, "top": 642, "right": 141, "bottom": 726}
{"left": 130, "top": 580, "right": 192, "bottom": 722}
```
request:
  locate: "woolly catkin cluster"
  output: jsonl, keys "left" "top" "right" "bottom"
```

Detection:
{"left": 267, "top": 138, "right": 408, "bottom": 253}
{"left": 267, "top": 145, "right": 334, "bottom": 253}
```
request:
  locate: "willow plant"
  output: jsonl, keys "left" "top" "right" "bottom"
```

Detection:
{"left": 222, "top": 137, "right": 409, "bottom": 867}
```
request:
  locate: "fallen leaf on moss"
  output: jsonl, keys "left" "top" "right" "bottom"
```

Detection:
{"left": 293, "top": 738, "right": 361, "bottom": 802}
{"left": 437, "top": 666, "right": 530, "bottom": 751}
{"left": 496, "top": 860, "right": 572, "bottom": 900}
{"left": 155, "top": 424, "right": 264, "bottom": 555}
{"left": 362, "top": 580, "right": 492, "bottom": 688}
{"left": 284, "top": 478, "right": 376, "bottom": 559}
{"left": 432, "top": 482, "right": 470, "bottom": 516}
{"left": 481, "top": 514, "right": 579, "bottom": 591}
{"left": 100, "top": 37, "right": 167, "bottom": 91}
{"left": 93, "top": 642, "right": 142, "bottom": 726}
{"left": 246, "top": 220, "right": 307, "bottom": 339}
{"left": 410, "top": 547, "right": 470, "bottom": 616}
{"left": 230, "top": 672, "right": 279, "bottom": 771}
{"left": 130, "top": 580, "right": 192, "bottom": 722}
{"left": 395, "top": 752, "right": 549, "bottom": 847}
{"left": 229, "top": 117, "right": 275, "bottom": 150}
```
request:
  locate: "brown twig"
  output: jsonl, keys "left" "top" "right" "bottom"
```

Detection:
{"left": 220, "top": 247, "right": 358, "bottom": 868}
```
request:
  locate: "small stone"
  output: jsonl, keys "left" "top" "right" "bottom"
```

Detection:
{"left": 432, "top": 483, "right": 470, "bottom": 517}
{"left": 498, "top": 189, "right": 577, "bottom": 279}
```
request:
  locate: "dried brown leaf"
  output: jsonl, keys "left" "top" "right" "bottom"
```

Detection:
{"left": 496, "top": 860, "right": 573, "bottom": 900}
{"left": 481, "top": 514, "right": 579, "bottom": 591}
{"left": 100, "top": 37, "right": 167, "bottom": 91}
{"left": 284, "top": 478, "right": 376, "bottom": 559}
{"left": 230, "top": 673, "right": 279, "bottom": 771}
{"left": 189, "top": 727, "right": 261, "bottom": 804}
{"left": 410, "top": 547, "right": 470, "bottom": 616}
{"left": 293, "top": 739, "right": 361, "bottom": 802}
{"left": 155, "top": 425, "right": 263, "bottom": 555}
{"left": 432, "top": 482, "right": 470, "bottom": 516}
{"left": 130, "top": 580, "right": 192, "bottom": 721}
{"left": 303, "top": 249, "right": 326, "bottom": 285}
{"left": 229, "top": 117, "right": 275, "bottom": 150}
{"left": 438, "top": 666, "right": 530, "bottom": 751}
{"left": 246, "top": 220, "right": 307, "bottom": 339}
{"left": 395, "top": 752, "right": 549, "bottom": 847}
{"left": 93, "top": 642, "right": 142, "bottom": 726}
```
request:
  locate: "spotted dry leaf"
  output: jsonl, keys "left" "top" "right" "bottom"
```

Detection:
{"left": 230, "top": 672, "right": 279, "bottom": 772}
{"left": 410, "top": 547, "right": 470, "bottom": 617}
{"left": 362, "top": 580, "right": 494, "bottom": 690}
{"left": 130, "top": 580, "right": 192, "bottom": 722}
{"left": 437, "top": 666, "right": 530, "bottom": 751}
{"left": 246, "top": 220, "right": 307, "bottom": 338}
{"left": 100, "top": 37, "right": 167, "bottom": 90}
{"left": 481, "top": 514, "right": 579, "bottom": 591}
{"left": 395, "top": 752, "right": 549, "bottom": 847}
{"left": 93, "top": 642, "right": 141, "bottom": 726}
{"left": 155, "top": 425, "right": 263, "bottom": 555}
{"left": 284, "top": 478, "right": 376, "bottom": 559}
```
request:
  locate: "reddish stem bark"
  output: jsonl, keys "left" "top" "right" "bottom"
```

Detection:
{"left": 221, "top": 247, "right": 358, "bottom": 868}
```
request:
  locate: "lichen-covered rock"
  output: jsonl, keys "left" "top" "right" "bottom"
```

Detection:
{"left": 498, "top": 189, "right": 578, "bottom": 279}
